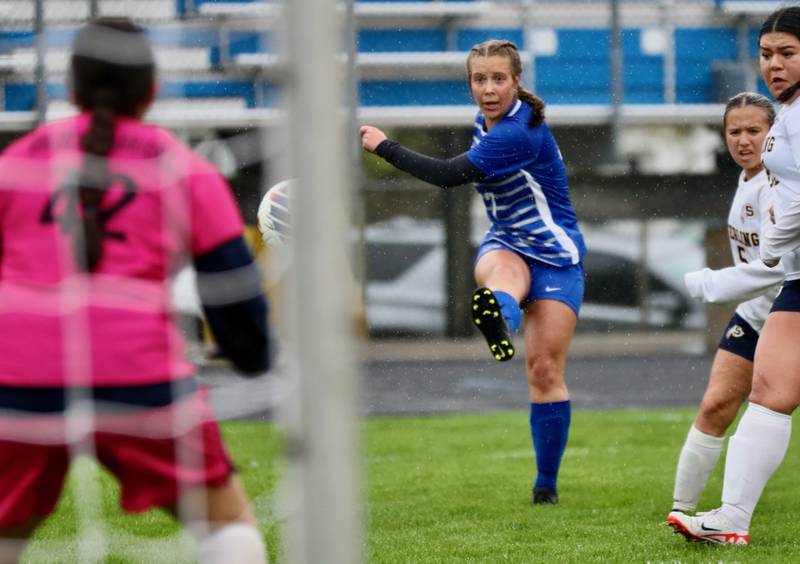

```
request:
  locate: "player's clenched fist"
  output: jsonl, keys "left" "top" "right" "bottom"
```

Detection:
{"left": 360, "top": 125, "right": 387, "bottom": 153}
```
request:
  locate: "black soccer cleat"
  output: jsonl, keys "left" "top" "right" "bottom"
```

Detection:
{"left": 532, "top": 486, "right": 558, "bottom": 505}
{"left": 471, "top": 287, "right": 515, "bottom": 362}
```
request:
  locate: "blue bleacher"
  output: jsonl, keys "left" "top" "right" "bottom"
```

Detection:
{"left": 358, "top": 29, "right": 451, "bottom": 53}
{"left": 4, "top": 80, "right": 258, "bottom": 112}
{"left": 536, "top": 30, "right": 613, "bottom": 105}
{"left": 360, "top": 80, "right": 469, "bottom": 107}
{"left": 0, "top": 22, "right": 270, "bottom": 110}
{"left": 675, "top": 28, "right": 738, "bottom": 103}
{"left": 0, "top": 1, "right": 775, "bottom": 115}
{"left": 621, "top": 30, "right": 665, "bottom": 105}
{"left": 0, "top": 31, "right": 33, "bottom": 51}
{"left": 0, "top": 26, "right": 268, "bottom": 64}
{"left": 358, "top": 27, "right": 683, "bottom": 106}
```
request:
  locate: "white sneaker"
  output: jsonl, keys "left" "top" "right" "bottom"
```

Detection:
{"left": 667, "top": 509, "right": 749, "bottom": 545}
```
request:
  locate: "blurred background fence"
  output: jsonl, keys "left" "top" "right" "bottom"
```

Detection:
{"left": 0, "top": 0, "right": 782, "bottom": 346}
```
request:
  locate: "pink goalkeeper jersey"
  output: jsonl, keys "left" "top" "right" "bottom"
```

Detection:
{"left": 0, "top": 114, "right": 244, "bottom": 387}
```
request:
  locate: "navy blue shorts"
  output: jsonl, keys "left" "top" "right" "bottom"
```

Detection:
{"left": 771, "top": 279, "right": 800, "bottom": 312}
{"left": 718, "top": 313, "right": 759, "bottom": 362}
{"left": 475, "top": 241, "right": 584, "bottom": 316}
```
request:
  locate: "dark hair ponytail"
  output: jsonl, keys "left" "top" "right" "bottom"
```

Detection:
{"left": 70, "top": 17, "right": 154, "bottom": 271}
{"left": 466, "top": 39, "right": 545, "bottom": 128}
{"left": 76, "top": 90, "right": 114, "bottom": 271}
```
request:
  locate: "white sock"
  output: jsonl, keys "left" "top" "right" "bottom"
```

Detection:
{"left": 672, "top": 424, "right": 725, "bottom": 512}
{"left": 721, "top": 402, "right": 792, "bottom": 531}
{"left": 197, "top": 523, "right": 268, "bottom": 564}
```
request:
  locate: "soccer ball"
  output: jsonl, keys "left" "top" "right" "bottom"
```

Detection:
{"left": 257, "top": 179, "right": 292, "bottom": 248}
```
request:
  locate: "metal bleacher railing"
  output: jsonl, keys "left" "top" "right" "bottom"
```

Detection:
{"left": 0, "top": 0, "right": 278, "bottom": 130}
{"left": 0, "top": 0, "right": 785, "bottom": 132}
{"left": 716, "top": 0, "right": 782, "bottom": 15}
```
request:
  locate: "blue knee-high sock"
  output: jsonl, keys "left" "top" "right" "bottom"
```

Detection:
{"left": 493, "top": 290, "right": 521, "bottom": 334}
{"left": 530, "top": 400, "right": 571, "bottom": 492}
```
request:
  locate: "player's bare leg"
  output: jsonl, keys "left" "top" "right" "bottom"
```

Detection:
{"left": 751, "top": 312, "right": 800, "bottom": 414}
{"left": 695, "top": 350, "right": 753, "bottom": 436}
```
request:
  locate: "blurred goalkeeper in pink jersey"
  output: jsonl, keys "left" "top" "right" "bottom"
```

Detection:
{"left": 0, "top": 18, "right": 270, "bottom": 563}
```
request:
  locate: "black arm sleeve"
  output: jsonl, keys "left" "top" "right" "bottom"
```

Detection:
{"left": 194, "top": 237, "right": 271, "bottom": 376}
{"left": 375, "top": 139, "right": 485, "bottom": 188}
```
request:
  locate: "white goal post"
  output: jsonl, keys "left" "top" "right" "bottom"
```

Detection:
{"left": 283, "top": 0, "right": 362, "bottom": 563}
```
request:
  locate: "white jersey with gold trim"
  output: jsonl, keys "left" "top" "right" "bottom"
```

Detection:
{"left": 684, "top": 169, "right": 783, "bottom": 332}
{"left": 761, "top": 98, "right": 800, "bottom": 279}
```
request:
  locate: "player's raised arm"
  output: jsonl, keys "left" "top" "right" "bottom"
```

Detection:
{"left": 360, "top": 124, "right": 483, "bottom": 188}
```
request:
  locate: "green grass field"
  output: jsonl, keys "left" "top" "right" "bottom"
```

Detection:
{"left": 20, "top": 408, "right": 800, "bottom": 563}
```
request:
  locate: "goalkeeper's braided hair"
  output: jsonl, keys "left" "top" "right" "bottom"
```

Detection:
{"left": 70, "top": 17, "right": 155, "bottom": 271}
{"left": 466, "top": 39, "right": 545, "bottom": 128}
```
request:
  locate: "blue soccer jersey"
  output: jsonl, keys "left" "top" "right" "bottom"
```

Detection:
{"left": 467, "top": 99, "right": 585, "bottom": 267}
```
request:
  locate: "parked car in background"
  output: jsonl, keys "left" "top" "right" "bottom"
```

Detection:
{"left": 365, "top": 216, "right": 705, "bottom": 336}
{"left": 170, "top": 215, "right": 706, "bottom": 337}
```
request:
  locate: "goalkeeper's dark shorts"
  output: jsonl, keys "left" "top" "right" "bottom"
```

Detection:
{"left": 0, "top": 382, "right": 233, "bottom": 528}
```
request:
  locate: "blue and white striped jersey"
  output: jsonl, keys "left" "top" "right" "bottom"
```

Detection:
{"left": 467, "top": 99, "right": 585, "bottom": 267}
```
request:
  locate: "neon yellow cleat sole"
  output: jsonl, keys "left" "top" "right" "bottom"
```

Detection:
{"left": 471, "top": 287, "right": 515, "bottom": 362}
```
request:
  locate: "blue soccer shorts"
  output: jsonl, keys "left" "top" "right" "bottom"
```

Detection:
{"left": 475, "top": 241, "right": 584, "bottom": 316}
